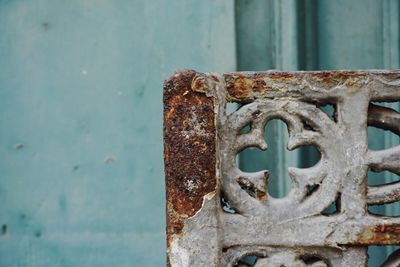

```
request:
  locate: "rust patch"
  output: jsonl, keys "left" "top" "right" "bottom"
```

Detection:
{"left": 225, "top": 74, "right": 252, "bottom": 99}
{"left": 310, "top": 71, "right": 366, "bottom": 89}
{"left": 252, "top": 78, "right": 267, "bottom": 93}
{"left": 223, "top": 71, "right": 370, "bottom": 101}
{"left": 256, "top": 191, "right": 267, "bottom": 201}
{"left": 163, "top": 70, "right": 217, "bottom": 247}
{"left": 355, "top": 223, "right": 400, "bottom": 245}
{"left": 265, "top": 72, "right": 296, "bottom": 80}
{"left": 224, "top": 72, "right": 297, "bottom": 100}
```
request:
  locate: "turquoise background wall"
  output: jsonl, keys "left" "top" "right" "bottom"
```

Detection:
{"left": 0, "top": 0, "right": 399, "bottom": 266}
{"left": 0, "top": 1, "right": 235, "bottom": 266}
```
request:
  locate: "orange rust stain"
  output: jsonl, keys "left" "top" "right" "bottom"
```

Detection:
{"left": 224, "top": 72, "right": 292, "bottom": 100}
{"left": 225, "top": 74, "right": 252, "bottom": 99}
{"left": 355, "top": 223, "right": 400, "bottom": 245}
{"left": 224, "top": 72, "right": 296, "bottom": 99}
{"left": 222, "top": 71, "right": 371, "bottom": 101}
{"left": 266, "top": 72, "right": 296, "bottom": 81}
{"left": 163, "top": 70, "right": 217, "bottom": 247}
{"left": 252, "top": 79, "right": 267, "bottom": 92}
{"left": 310, "top": 71, "right": 366, "bottom": 88}
{"left": 256, "top": 191, "right": 267, "bottom": 202}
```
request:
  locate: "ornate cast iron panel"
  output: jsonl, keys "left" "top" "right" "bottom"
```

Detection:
{"left": 163, "top": 70, "right": 400, "bottom": 266}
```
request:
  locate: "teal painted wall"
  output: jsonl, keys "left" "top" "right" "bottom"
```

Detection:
{"left": 0, "top": 1, "right": 235, "bottom": 266}
{"left": 1, "top": 0, "right": 399, "bottom": 266}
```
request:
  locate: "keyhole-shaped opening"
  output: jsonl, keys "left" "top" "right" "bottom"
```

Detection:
{"left": 237, "top": 119, "right": 320, "bottom": 198}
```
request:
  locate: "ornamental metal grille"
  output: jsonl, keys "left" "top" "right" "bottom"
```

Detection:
{"left": 163, "top": 70, "right": 400, "bottom": 267}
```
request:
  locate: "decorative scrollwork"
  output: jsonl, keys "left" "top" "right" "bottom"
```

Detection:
{"left": 220, "top": 99, "right": 341, "bottom": 219}
{"left": 164, "top": 70, "right": 400, "bottom": 267}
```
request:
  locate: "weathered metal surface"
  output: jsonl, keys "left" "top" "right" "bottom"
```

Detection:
{"left": 164, "top": 70, "right": 219, "bottom": 266}
{"left": 163, "top": 70, "right": 400, "bottom": 266}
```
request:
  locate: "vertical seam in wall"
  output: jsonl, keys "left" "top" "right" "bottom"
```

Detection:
{"left": 382, "top": 0, "right": 387, "bottom": 68}
{"left": 296, "top": 0, "right": 303, "bottom": 70}
{"left": 233, "top": 0, "right": 239, "bottom": 72}
{"left": 314, "top": 0, "right": 320, "bottom": 70}
{"left": 297, "top": 0, "right": 319, "bottom": 71}
{"left": 272, "top": 0, "right": 277, "bottom": 69}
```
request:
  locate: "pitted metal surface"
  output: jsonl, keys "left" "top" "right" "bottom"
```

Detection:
{"left": 164, "top": 70, "right": 400, "bottom": 266}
